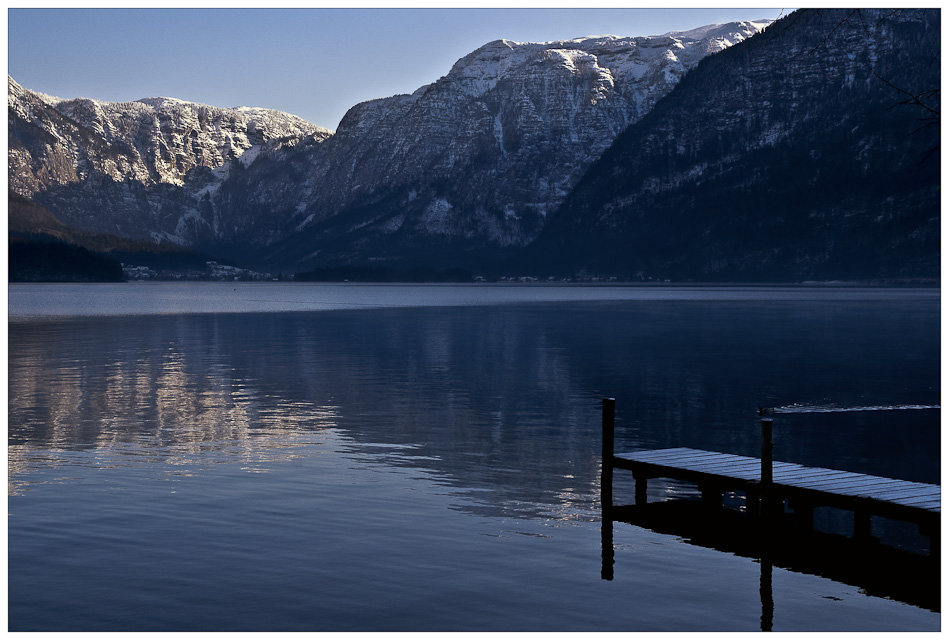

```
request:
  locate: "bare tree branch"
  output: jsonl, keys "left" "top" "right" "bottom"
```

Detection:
{"left": 873, "top": 71, "right": 940, "bottom": 118}
{"left": 806, "top": 8, "right": 860, "bottom": 55}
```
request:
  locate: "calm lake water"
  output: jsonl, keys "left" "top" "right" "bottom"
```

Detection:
{"left": 8, "top": 283, "right": 941, "bottom": 631}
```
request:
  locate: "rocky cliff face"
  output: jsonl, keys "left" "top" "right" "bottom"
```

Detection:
{"left": 8, "top": 76, "right": 330, "bottom": 245}
{"left": 9, "top": 20, "right": 769, "bottom": 268}
{"left": 528, "top": 8, "right": 940, "bottom": 281}
{"left": 253, "top": 22, "right": 771, "bottom": 267}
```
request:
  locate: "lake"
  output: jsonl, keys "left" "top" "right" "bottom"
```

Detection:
{"left": 8, "top": 283, "right": 940, "bottom": 631}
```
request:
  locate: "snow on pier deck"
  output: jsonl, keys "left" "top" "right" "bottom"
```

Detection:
{"left": 599, "top": 399, "right": 940, "bottom": 548}
{"left": 612, "top": 447, "right": 940, "bottom": 527}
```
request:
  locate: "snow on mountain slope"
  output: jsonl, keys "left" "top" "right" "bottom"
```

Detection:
{"left": 9, "top": 19, "right": 770, "bottom": 266}
{"left": 252, "top": 21, "right": 771, "bottom": 266}
{"left": 9, "top": 76, "right": 329, "bottom": 190}
{"left": 8, "top": 75, "right": 331, "bottom": 244}
{"left": 529, "top": 9, "right": 939, "bottom": 281}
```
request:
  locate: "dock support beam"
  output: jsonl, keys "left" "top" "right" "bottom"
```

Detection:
{"left": 759, "top": 416, "right": 773, "bottom": 519}
{"left": 700, "top": 484, "right": 722, "bottom": 509}
{"left": 600, "top": 398, "right": 616, "bottom": 582}
{"left": 634, "top": 473, "right": 648, "bottom": 506}
{"left": 919, "top": 519, "right": 940, "bottom": 558}
{"left": 854, "top": 506, "right": 873, "bottom": 541}
{"left": 790, "top": 500, "right": 814, "bottom": 531}
{"left": 758, "top": 413, "right": 775, "bottom": 630}
{"left": 601, "top": 398, "right": 615, "bottom": 511}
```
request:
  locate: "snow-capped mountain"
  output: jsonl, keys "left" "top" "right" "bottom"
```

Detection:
{"left": 9, "top": 78, "right": 329, "bottom": 188}
{"left": 8, "top": 20, "right": 769, "bottom": 267}
{"left": 254, "top": 21, "right": 772, "bottom": 266}
{"left": 10, "top": 10, "right": 938, "bottom": 281}
{"left": 528, "top": 8, "right": 940, "bottom": 281}
{"left": 9, "top": 76, "right": 330, "bottom": 243}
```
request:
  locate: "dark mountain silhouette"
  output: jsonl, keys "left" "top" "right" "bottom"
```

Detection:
{"left": 524, "top": 9, "right": 939, "bottom": 282}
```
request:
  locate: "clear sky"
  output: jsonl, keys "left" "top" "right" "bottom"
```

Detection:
{"left": 7, "top": 4, "right": 786, "bottom": 131}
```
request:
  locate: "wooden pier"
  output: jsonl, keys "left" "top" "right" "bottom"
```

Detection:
{"left": 599, "top": 399, "right": 941, "bottom": 622}
{"left": 601, "top": 398, "right": 940, "bottom": 552}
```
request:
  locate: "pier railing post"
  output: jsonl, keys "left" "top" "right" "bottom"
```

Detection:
{"left": 602, "top": 398, "right": 615, "bottom": 512}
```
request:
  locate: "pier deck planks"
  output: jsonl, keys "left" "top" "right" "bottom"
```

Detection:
{"left": 613, "top": 447, "right": 940, "bottom": 519}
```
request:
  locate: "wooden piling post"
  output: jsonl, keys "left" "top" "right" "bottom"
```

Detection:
{"left": 760, "top": 555, "right": 774, "bottom": 632}
{"left": 600, "top": 398, "right": 617, "bottom": 581}
{"left": 758, "top": 411, "right": 775, "bottom": 631}
{"left": 634, "top": 472, "right": 648, "bottom": 506}
{"left": 601, "top": 512, "right": 614, "bottom": 581}
{"left": 791, "top": 500, "right": 814, "bottom": 531}
{"left": 919, "top": 519, "right": 940, "bottom": 559}
{"left": 701, "top": 483, "right": 722, "bottom": 509}
{"left": 601, "top": 398, "right": 615, "bottom": 512}
{"left": 854, "top": 505, "right": 873, "bottom": 541}
{"left": 760, "top": 416, "right": 773, "bottom": 518}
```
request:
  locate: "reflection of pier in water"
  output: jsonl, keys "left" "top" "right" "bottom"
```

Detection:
{"left": 601, "top": 502, "right": 940, "bottom": 627}
{"left": 600, "top": 399, "right": 941, "bottom": 628}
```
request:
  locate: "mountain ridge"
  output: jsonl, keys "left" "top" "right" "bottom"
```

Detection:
{"left": 10, "top": 11, "right": 937, "bottom": 282}
{"left": 8, "top": 19, "right": 770, "bottom": 271}
{"left": 245, "top": 21, "right": 771, "bottom": 268}
{"left": 525, "top": 8, "right": 939, "bottom": 281}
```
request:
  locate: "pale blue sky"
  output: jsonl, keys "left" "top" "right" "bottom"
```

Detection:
{"left": 8, "top": 6, "right": 786, "bottom": 130}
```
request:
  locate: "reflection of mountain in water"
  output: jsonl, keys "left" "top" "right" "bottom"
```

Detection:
{"left": 8, "top": 316, "right": 344, "bottom": 493}
{"left": 9, "top": 299, "right": 940, "bottom": 516}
